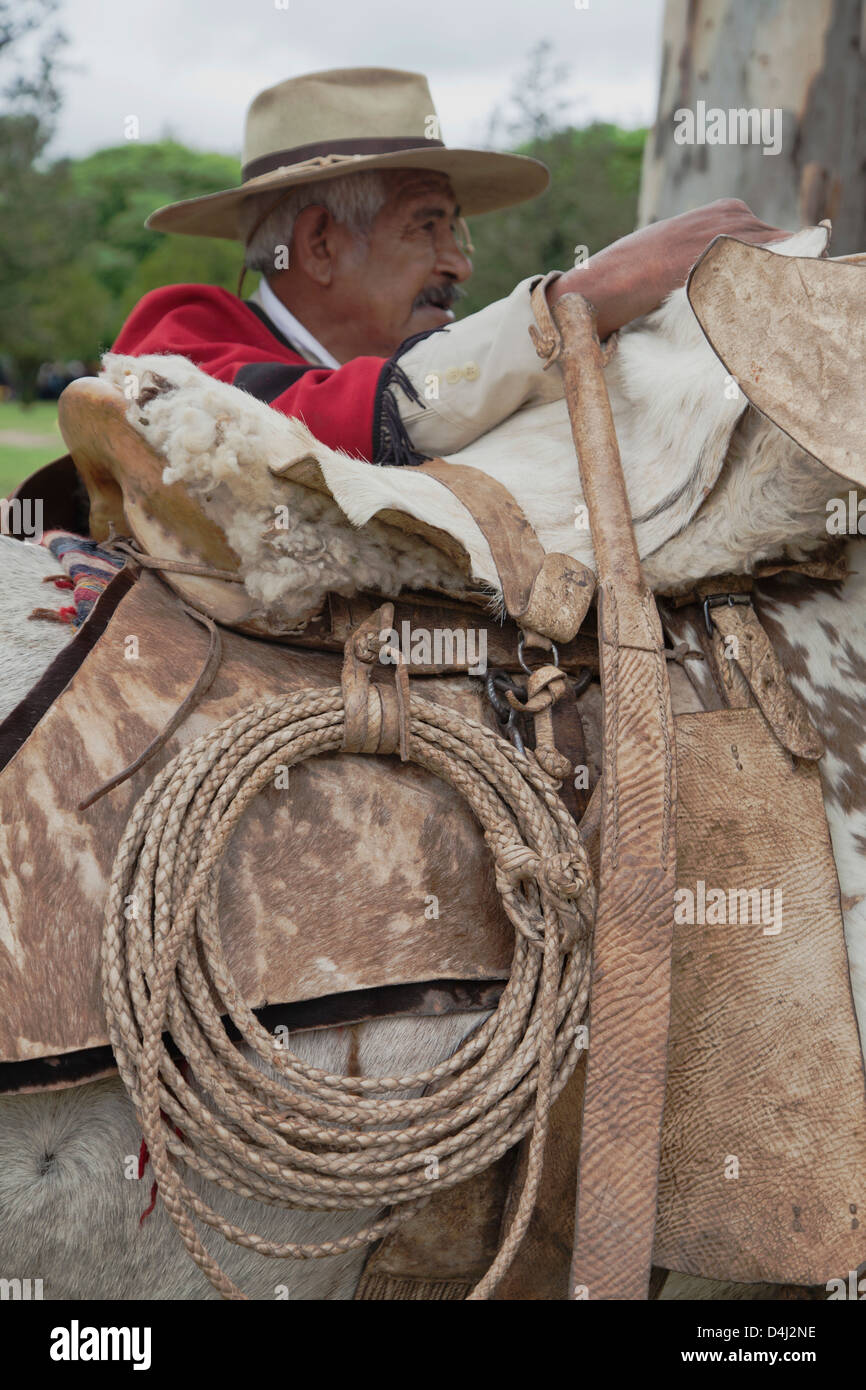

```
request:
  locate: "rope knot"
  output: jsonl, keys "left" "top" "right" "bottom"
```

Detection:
{"left": 484, "top": 829, "right": 592, "bottom": 951}
{"left": 484, "top": 827, "right": 590, "bottom": 904}
{"left": 537, "top": 850, "right": 590, "bottom": 903}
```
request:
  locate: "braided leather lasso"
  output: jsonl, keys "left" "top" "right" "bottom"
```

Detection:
{"left": 102, "top": 681, "right": 594, "bottom": 1300}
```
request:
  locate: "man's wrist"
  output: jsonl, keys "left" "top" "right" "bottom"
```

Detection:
{"left": 545, "top": 260, "right": 622, "bottom": 340}
{"left": 546, "top": 242, "right": 667, "bottom": 339}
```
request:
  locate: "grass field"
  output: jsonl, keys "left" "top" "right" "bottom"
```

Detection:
{"left": 0, "top": 400, "right": 65, "bottom": 494}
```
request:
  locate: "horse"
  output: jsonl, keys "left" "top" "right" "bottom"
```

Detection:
{"left": 1, "top": 225, "right": 863, "bottom": 1300}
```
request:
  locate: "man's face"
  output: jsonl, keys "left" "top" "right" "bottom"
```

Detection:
{"left": 330, "top": 171, "right": 473, "bottom": 357}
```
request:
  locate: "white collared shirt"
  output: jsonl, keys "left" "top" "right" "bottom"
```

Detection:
{"left": 248, "top": 279, "right": 341, "bottom": 369}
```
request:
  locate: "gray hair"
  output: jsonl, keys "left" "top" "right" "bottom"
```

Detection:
{"left": 239, "top": 170, "right": 396, "bottom": 273}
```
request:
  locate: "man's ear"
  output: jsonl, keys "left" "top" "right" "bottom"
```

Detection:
{"left": 291, "top": 205, "right": 335, "bottom": 286}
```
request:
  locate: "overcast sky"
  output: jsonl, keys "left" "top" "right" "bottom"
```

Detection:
{"left": 44, "top": 0, "right": 665, "bottom": 159}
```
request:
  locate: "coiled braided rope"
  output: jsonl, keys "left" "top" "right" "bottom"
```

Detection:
{"left": 102, "top": 685, "right": 595, "bottom": 1300}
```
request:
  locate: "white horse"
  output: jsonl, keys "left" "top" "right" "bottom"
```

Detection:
{"left": 2, "top": 227, "right": 863, "bottom": 1300}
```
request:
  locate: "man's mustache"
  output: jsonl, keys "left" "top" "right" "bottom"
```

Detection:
{"left": 412, "top": 283, "right": 466, "bottom": 312}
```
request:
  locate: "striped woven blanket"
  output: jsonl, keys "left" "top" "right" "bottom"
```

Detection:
{"left": 35, "top": 531, "right": 126, "bottom": 629}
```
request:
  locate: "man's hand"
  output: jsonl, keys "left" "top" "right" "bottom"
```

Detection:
{"left": 546, "top": 198, "right": 791, "bottom": 340}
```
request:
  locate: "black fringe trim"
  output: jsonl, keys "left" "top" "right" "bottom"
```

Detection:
{"left": 372, "top": 325, "right": 448, "bottom": 468}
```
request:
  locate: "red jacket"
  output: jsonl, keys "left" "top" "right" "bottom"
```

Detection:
{"left": 113, "top": 284, "right": 425, "bottom": 465}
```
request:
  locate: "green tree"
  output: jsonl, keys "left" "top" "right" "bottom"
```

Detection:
{"left": 67, "top": 141, "right": 246, "bottom": 305}
{"left": 460, "top": 123, "right": 646, "bottom": 318}
{"left": 0, "top": 0, "right": 85, "bottom": 399}
{"left": 116, "top": 233, "right": 248, "bottom": 321}
{"left": 458, "top": 40, "right": 646, "bottom": 317}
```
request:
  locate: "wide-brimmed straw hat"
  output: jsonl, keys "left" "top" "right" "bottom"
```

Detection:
{"left": 146, "top": 67, "right": 550, "bottom": 240}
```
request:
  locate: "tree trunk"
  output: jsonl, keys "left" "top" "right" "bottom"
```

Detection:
{"left": 639, "top": 0, "right": 866, "bottom": 254}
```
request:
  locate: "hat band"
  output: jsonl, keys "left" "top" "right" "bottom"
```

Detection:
{"left": 242, "top": 134, "right": 445, "bottom": 183}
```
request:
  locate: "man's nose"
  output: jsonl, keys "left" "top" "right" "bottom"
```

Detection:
{"left": 435, "top": 234, "right": 473, "bottom": 283}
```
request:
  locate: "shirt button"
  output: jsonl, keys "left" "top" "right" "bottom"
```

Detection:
{"left": 445, "top": 366, "right": 461, "bottom": 385}
{"left": 463, "top": 361, "right": 480, "bottom": 381}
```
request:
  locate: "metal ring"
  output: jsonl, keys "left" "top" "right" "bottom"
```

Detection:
{"left": 572, "top": 667, "right": 593, "bottom": 698}
{"left": 517, "top": 632, "right": 560, "bottom": 675}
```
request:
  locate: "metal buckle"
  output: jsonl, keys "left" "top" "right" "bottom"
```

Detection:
{"left": 702, "top": 592, "right": 751, "bottom": 636}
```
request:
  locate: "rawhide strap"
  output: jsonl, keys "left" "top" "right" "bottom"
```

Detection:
{"left": 415, "top": 459, "right": 595, "bottom": 645}
{"left": 549, "top": 293, "right": 678, "bottom": 1300}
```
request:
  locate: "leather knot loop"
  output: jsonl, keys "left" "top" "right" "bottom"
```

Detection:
{"left": 505, "top": 664, "right": 568, "bottom": 715}
{"left": 340, "top": 601, "right": 410, "bottom": 758}
{"left": 505, "top": 663, "right": 573, "bottom": 782}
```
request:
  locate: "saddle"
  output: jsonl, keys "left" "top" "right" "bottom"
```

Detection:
{"left": 3, "top": 239, "right": 866, "bottom": 1298}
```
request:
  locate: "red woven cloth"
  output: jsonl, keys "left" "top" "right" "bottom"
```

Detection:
{"left": 113, "top": 284, "right": 389, "bottom": 461}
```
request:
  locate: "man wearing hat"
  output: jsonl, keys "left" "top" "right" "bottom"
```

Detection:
{"left": 114, "top": 67, "right": 787, "bottom": 466}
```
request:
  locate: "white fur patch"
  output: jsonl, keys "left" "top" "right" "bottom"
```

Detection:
{"left": 0, "top": 537, "right": 73, "bottom": 721}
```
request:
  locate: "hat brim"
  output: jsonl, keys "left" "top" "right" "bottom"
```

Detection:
{"left": 145, "top": 147, "right": 549, "bottom": 239}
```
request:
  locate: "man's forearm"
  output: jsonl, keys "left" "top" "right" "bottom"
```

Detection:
{"left": 546, "top": 199, "right": 791, "bottom": 340}
{"left": 393, "top": 275, "right": 566, "bottom": 457}
{"left": 546, "top": 243, "right": 664, "bottom": 341}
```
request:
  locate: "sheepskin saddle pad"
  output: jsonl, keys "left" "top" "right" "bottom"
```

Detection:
{"left": 58, "top": 224, "right": 858, "bottom": 641}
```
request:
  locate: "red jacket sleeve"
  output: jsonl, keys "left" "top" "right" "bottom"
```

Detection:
{"left": 112, "top": 284, "right": 406, "bottom": 463}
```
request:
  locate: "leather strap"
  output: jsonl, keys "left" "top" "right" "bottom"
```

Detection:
{"left": 340, "top": 601, "right": 410, "bottom": 758}
{"left": 415, "top": 458, "right": 596, "bottom": 645}
{"left": 530, "top": 274, "right": 620, "bottom": 370}
{"left": 241, "top": 134, "right": 445, "bottom": 183}
{"left": 550, "top": 293, "right": 678, "bottom": 1300}
{"left": 320, "top": 592, "right": 600, "bottom": 676}
{"left": 708, "top": 601, "right": 824, "bottom": 760}
{"left": 657, "top": 549, "right": 849, "bottom": 607}
{"left": 528, "top": 272, "right": 567, "bottom": 366}
{"left": 661, "top": 587, "right": 826, "bottom": 761}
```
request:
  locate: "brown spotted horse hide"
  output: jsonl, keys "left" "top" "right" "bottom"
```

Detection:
{"left": 1, "top": 226, "right": 865, "bottom": 1301}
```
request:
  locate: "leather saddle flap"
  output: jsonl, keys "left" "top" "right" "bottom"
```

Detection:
{"left": 0, "top": 569, "right": 512, "bottom": 1064}
{"left": 655, "top": 706, "right": 866, "bottom": 1285}
{"left": 688, "top": 237, "right": 866, "bottom": 487}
